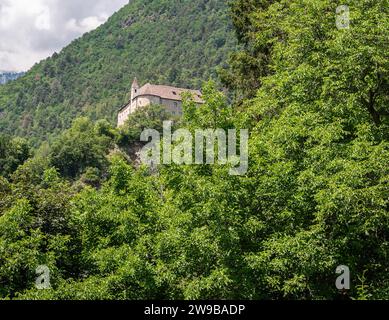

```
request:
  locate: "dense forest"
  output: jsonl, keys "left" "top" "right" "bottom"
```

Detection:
{"left": 0, "top": 0, "right": 236, "bottom": 146}
{"left": 0, "top": 0, "right": 388, "bottom": 300}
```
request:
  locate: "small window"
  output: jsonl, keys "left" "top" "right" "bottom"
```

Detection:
{"left": 172, "top": 91, "right": 177, "bottom": 95}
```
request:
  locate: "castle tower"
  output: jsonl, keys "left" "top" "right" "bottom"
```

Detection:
{"left": 131, "top": 77, "right": 139, "bottom": 102}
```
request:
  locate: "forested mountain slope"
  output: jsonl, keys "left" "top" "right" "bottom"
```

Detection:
{"left": 0, "top": 0, "right": 388, "bottom": 300}
{"left": 0, "top": 0, "right": 236, "bottom": 145}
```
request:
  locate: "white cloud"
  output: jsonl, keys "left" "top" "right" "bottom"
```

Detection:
{"left": 65, "top": 15, "right": 108, "bottom": 34}
{"left": 0, "top": 0, "right": 128, "bottom": 71}
{"left": 35, "top": 6, "right": 51, "bottom": 31}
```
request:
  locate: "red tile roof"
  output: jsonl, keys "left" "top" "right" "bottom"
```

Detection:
{"left": 134, "top": 83, "right": 204, "bottom": 103}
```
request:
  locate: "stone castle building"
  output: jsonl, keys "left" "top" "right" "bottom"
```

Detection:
{"left": 118, "top": 78, "right": 203, "bottom": 126}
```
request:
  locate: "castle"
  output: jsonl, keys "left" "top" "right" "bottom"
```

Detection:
{"left": 117, "top": 78, "right": 204, "bottom": 126}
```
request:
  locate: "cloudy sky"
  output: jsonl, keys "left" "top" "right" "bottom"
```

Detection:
{"left": 0, "top": 0, "right": 128, "bottom": 71}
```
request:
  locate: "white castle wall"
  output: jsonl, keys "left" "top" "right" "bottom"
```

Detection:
{"left": 118, "top": 95, "right": 183, "bottom": 126}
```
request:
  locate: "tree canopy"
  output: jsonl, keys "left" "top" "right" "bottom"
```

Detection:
{"left": 0, "top": 0, "right": 388, "bottom": 300}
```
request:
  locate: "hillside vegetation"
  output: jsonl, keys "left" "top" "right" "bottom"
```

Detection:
{"left": 0, "top": 0, "right": 388, "bottom": 300}
{"left": 0, "top": 0, "right": 236, "bottom": 145}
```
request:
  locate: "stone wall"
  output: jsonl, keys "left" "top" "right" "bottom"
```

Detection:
{"left": 118, "top": 95, "right": 184, "bottom": 126}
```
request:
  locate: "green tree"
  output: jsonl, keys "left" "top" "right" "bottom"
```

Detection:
{"left": 0, "top": 135, "right": 30, "bottom": 178}
{"left": 50, "top": 117, "right": 113, "bottom": 179}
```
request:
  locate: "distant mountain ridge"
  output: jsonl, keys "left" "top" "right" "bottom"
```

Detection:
{"left": 0, "top": 0, "right": 237, "bottom": 146}
{"left": 0, "top": 71, "right": 25, "bottom": 85}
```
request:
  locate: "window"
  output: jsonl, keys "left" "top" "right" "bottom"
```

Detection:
{"left": 172, "top": 91, "right": 177, "bottom": 95}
